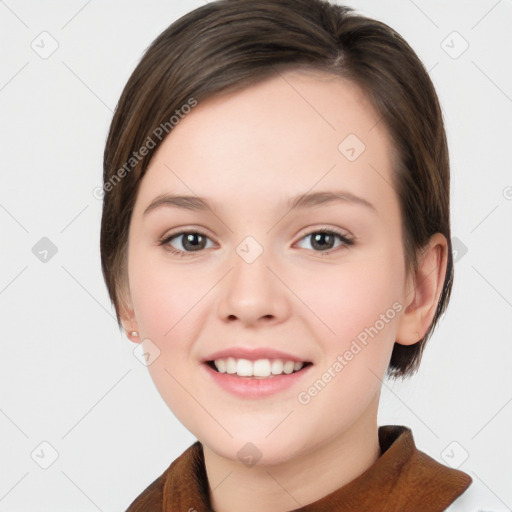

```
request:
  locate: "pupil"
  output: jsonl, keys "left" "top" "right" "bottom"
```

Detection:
{"left": 184, "top": 233, "right": 204, "bottom": 251}
{"left": 312, "top": 233, "right": 334, "bottom": 251}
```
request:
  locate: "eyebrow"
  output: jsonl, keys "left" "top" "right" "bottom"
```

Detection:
{"left": 143, "top": 190, "right": 376, "bottom": 216}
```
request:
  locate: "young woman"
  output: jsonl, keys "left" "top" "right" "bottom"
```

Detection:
{"left": 100, "top": 0, "right": 472, "bottom": 510}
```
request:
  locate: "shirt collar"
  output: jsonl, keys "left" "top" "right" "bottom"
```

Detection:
{"left": 135, "top": 425, "right": 472, "bottom": 512}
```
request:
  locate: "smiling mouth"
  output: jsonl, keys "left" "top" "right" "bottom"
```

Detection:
{"left": 205, "top": 359, "right": 313, "bottom": 378}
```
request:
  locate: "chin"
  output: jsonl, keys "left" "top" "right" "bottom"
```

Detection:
{"left": 199, "top": 427, "right": 309, "bottom": 468}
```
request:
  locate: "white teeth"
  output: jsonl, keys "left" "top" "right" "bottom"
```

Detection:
{"left": 283, "top": 361, "right": 295, "bottom": 374}
{"left": 215, "top": 359, "right": 226, "bottom": 373}
{"left": 236, "top": 359, "right": 253, "bottom": 376}
{"left": 271, "top": 359, "right": 283, "bottom": 375}
{"left": 253, "top": 359, "right": 271, "bottom": 377}
{"left": 212, "top": 357, "right": 305, "bottom": 377}
{"left": 226, "top": 357, "right": 237, "bottom": 374}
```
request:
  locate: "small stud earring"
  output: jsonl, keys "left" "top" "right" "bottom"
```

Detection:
{"left": 129, "top": 331, "right": 139, "bottom": 337}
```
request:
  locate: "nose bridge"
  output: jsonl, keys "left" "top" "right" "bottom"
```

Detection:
{"left": 217, "top": 234, "right": 290, "bottom": 325}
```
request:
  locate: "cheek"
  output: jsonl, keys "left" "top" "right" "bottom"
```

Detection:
{"left": 290, "top": 256, "right": 404, "bottom": 431}
{"left": 129, "top": 243, "right": 209, "bottom": 336}
{"left": 293, "top": 255, "right": 404, "bottom": 349}
{"left": 128, "top": 253, "right": 199, "bottom": 382}
{"left": 128, "top": 251, "right": 209, "bottom": 426}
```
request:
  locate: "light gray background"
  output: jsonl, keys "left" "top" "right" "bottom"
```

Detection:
{"left": 1, "top": 1, "right": 511, "bottom": 510}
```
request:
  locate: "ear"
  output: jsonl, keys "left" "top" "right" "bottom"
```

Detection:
{"left": 396, "top": 233, "right": 448, "bottom": 346}
{"left": 118, "top": 290, "right": 142, "bottom": 344}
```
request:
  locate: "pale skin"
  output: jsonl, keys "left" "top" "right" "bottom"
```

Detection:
{"left": 120, "top": 69, "right": 448, "bottom": 512}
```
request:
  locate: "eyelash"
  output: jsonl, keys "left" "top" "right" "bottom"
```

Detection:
{"left": 158, "top": 226, "right": 354, "bottom": 258}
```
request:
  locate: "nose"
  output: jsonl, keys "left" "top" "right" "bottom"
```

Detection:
{"left": 217, "top": 244, "right": 291, "bottom": 327}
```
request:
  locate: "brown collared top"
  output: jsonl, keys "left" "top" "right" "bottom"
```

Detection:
{"left": 126, "top": 425, "right": 472, "bottom": 512}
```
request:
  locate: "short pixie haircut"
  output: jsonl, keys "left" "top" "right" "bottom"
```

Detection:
{"left": 100, "top": 0, "right": 453, "bottom": 379}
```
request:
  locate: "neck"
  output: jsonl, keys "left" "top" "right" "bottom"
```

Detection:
{"left": 203, "top": 400, "right": 381, "bottom": 512}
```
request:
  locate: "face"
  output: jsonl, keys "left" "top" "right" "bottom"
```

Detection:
{"left": 125, "top": 69, "right": 409, "bottom": 465}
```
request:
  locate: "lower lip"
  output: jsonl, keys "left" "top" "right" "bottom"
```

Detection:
{"left": 201, "top": 363, "right": 313, "bottom": 399}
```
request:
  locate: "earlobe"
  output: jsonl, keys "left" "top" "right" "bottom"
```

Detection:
{"left": 125, "top": 329, "right": 141, "bottom": 343}
{"left": 122, "top": 319, "right": 142, "bottom": 344}
{"left": 119, "top": 296, "right": 142, "bottom": 344}
{"left": 396, "top": 233, "right": 448, "bottom": 346}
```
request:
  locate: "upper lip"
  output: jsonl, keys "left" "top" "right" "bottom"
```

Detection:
{"left": 202, "top": 347, "right": 311, "bottom": 363}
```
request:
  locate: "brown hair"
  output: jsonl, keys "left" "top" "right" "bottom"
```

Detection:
{"left": 100, "top": 0, "right": 453, "bottom": 379}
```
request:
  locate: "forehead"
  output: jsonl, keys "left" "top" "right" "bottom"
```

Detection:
{"left": 135, "top": 69, "right": 397, "bottom": 215}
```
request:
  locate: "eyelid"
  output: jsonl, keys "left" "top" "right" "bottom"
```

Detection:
{"left": 294, "top": 224, "right": 354, "bottom": 243}
{"left": 159, "top": 226, "right": 215, "bottom": 243}
{"left": 301, "top": 224, "right": 352, "bottom": 236}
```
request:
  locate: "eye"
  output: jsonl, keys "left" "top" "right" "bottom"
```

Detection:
{"left": 160, "top": 230, "right": 215, "bottom": 256}
{"left": 159, "top": 227, "right": 353, "bottom": 257}
{"left": 296, "top": 228, "right": 354, "bottom": 254}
